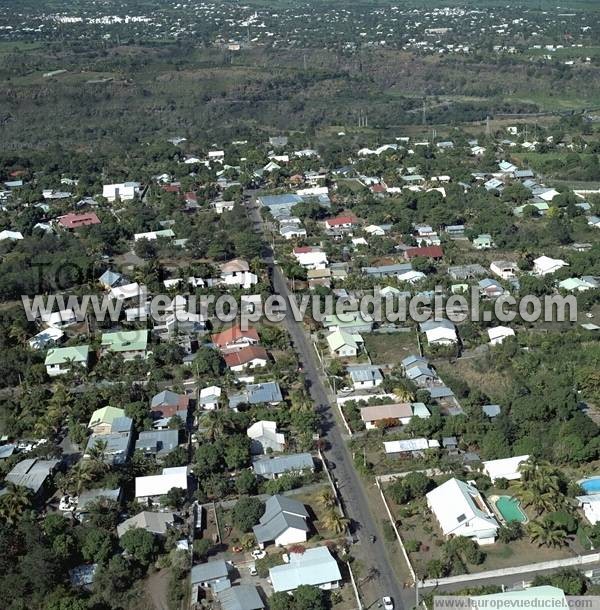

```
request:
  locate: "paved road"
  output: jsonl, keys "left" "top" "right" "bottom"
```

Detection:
{"left": 246, "top": 200, "right": 404, "bottom": 609}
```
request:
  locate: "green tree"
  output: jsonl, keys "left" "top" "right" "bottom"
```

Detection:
{"left": 120, "top": 527, "right": 158, "bottom": 567}
{"left": 232, "top": 497, "right": 264, "bottom": 533}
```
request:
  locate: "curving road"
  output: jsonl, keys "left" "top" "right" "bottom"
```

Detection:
{"left": 247, "top": 199, "right": 405, "bottom": 609}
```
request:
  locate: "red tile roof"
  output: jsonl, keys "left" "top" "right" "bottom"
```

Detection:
{"left": 224, "top": 345, "right": 268, "bottom": 368}
{"left": 58, "top": 212, "right": 101, "bottom": 229}
{"left": 404, "top": 246, "right": 444, "bottom": 260}
{"left": 211, "top": 325, "right": 259, "bottom": 350}
{"left": 326, "top": 215, "right": 355, "bottom": 227}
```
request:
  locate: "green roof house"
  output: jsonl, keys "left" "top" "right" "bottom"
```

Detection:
{"left": 326, "top": 329, "right": 363, "bottom": 357}
{"left": 101, "top": 330, "right": 148, "bottom": 360}
{"left": 88, "top": 406, "right": 126, "bottom": 433}
{"left": 45, "top": 345, "right": 90, "bottom": 377}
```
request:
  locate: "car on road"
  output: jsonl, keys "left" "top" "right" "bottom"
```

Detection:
{"left": 248, "top": 564, "right": 257, "bottom": 576}
{"left": 383, "top": 596, "right": 394, "bottom": 610}
{"left": 251, "top": 549, "right": 266, "bottom": 559}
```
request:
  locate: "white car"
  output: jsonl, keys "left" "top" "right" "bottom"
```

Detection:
{"left": 248, "top": 564, "right": 257, "bottom": 576}
{"left": 251, "top": 549, "right": 266, "bottom": 560}
{"left": 383, "top": 597, "right": 394, "bottom": 610}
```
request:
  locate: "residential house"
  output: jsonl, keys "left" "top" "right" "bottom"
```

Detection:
{"left": 110, "top": 282, "right": 145, "bottom": 302}
{"left": 86, "top": 416, "right": 133, "bottom": 466}
{"left": 421, "top": 320, "right": 458, "bottom": 345}
{"left": 199, "top": 386, "right": 222, "bottom": 411}
{"left": 150, "top": 390, "right": 190, "bottom": 420}
{"left": 482, "top": 455, "right": 529, "bottom": 483}
{"left": 269, "top": 546, "right": 341, "bottom": 593}
{"left": 28, "top": 327, "right": 64, "bottom": 350}
{"left": 470, "top": 587, "right": 568, "bottom": 610}
{"left": 101, "top": 330, "right": 148, "bottom": 360}
{"left": 293, "top": 246, "right": 328, "bottom": 270}
{"left": 253, "top": 495, "right": 310, "bottom": 548}
{"left": 384, "top": 438, "right": 440, "bottom": 456}
{"left": 134, "top": 229, "right": 175, "bottom": 242}
{"left": 2, "top": 458, "right": 60, "bottom": 499}
{"left": 58, "top": 212, "right": 101, "bottom": 230}
{"left": 347, "top": 365, "right": 383, "bottom": 390}
{"left": 224, "top": 345, "right": 269, "bottom": 371}
{"left": 44, "top": 345, "right": 90, "bottom": 377}
{"left": 74, "top": 488, "right": 121, "bottom": 521}
{"left": 426, "top": 478, "right": 499, "bottom": 544}
{"left": 473, "top": 234, "right": 493, "bottom": 250}
{"left": 323, "top": 311, "right": 373, "bottom": 334}
{"left": 403, "top": 245, "right": 444, "bottom": 260}
{"left": 102, "top": 182, "right": 140, "bottom": 202}
{"left": 191, "top": 560, "right": 232, "bottom": 600}
{"left": 229, "top": 382, "right": 283, "bottom": 410}
{"left": 220, "top": 258, "right": 257, "bottom": 289}
{"left": 490, "top": 260, "right": 518, "bottom": 280}
{"left": 88, "top": 406, "right": 127, "bottom": 435}
{"left": 252, "top": 453, "right": 314, "bottom": 479}
{"left": 362, "top": 263, "right": 412, "bottom": 278}
{"left": 98, "top": 269, "right": 124, "bottom": 290}
{"left": 42, "top": 308, "right": 77, "bottom": 328}
{"left": 325, "top": 215, "right": 356, "bottom": 231}
{"left": 247, "top": 421, "right": 286, "bottom": 454}
{"left": 559, "top": 277, "right": 598, "bottom": 292}
{"left": 448, "top": 264, "right": 487, "bottom": 281}
{"left": 135, "top": 429, "right": 180, "bottom": 460}
{"left": 487, "top": 326, "right": 515, "bottom": 345}
{"left": 117, "top": 511, "right": 176, "bottom": 538}
{"left": 326, "top": 329, "right": 363, "bottom": 357}
{"left": 0, "top": 230, "right": 23, "bottom": 241}
{"left": 135, "top": 466, "right": 189, "bottom": 504}
{"left": 360, "top": 403, "right": 413, "bottom": 429}
{"left": 533, "top": 255, "right": 568, "bottom": 276}
{"left": 217, "top": 586, "right": 265, "bottom": 610}
{"left": 577, "top": 495, "right": 600, "bottom": 525}
{"left": 211, "top": 325, "right": 260, "bottom": 353}
{"left": 479, "top": 278, "right": 505, "bottom": 299}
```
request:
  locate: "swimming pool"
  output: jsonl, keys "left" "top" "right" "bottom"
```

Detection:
{"left": 495, "top": 496, "right": 527, "bottom": 523}
{"left": 579, "top": 477, "right": 600, "bottom": 493}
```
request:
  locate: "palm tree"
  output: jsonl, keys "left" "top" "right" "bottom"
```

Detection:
{"left": 528, "top": 518, "right": 567, "bottom": 548}
{"left": 87, "top": 438, "right": 109, "bottom": 468}
{"left": 323, "top": 509, "right": 349, "bottom": 535}
{"left": 317, "top": 489, "right": 337, "bottom": 510}
{"left": 71, "top": 462, "right": 94, "bottom": 493}
{"left": 203, "top": 409, "right": 236, "bottom": 441}
{"left": 0, "top": 483, "right": 31, "bottom": 525}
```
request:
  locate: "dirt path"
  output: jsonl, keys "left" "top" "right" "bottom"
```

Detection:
{"left": 145, "top": 569, "right": 170, "bottom": 610}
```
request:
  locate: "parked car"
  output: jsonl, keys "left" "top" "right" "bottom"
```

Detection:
{"left": 251, "top": 549, "right": 266, "bottom": 559}
{"left": 383, "top": 597, "right": 394, "bottom": 610}
{"left": 248, "top": 564, "right": 257, "bottom": 576}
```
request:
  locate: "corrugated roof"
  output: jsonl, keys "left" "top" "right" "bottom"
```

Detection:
{"left": 269, "top": 546, "right": 341, "bottom": 592}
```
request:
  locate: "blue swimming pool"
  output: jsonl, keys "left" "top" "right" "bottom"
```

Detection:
{"left": 579, "top": 477, "right": 600, "bottom": 493}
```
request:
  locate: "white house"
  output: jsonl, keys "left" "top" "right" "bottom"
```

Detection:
{"left": 426, "top": 478, "right": 499, "bottom": 545}
{"left": 29, "top": 327, "right": 64, "bottom": 350}
{"left": 135, "top": 466, "right": 188, "bottom": 504}
{"left": 247, "top": 421, "right": 286, "bottom": 454}
{"left": 42, "top": 309, "right": 77, "bottom": 329}
{"left": 199, "top": 386, "right": 221, "bottom": 411}
{"left": 0, "top": 230, "right": 24, "bottom": 241}
{"left": 110, "top": 282, "right": 145, "bottom": 302}
{"left": 45, "top": 345, "right": 90, "bottom": 377}
{"left": 482, "top": 455, "right": 529, "bottom": 483}
{"left": 533, "top": 255, "right": 568, "bottom": 276}
{"left": 487, "top": 326, "right": 515, "bottom": 346}
{"left": 425, "top": 326, "right": 458, "bottom": 345}
{"left": 269, "top": 546, "right": 341, "bottom": 593}
{"left": 490, "top": 260, "right": 518, "bottom": 280}
{"left": 103, "top": 182, "right": 139, "bottom": 202}
{"left": 293, "top": 247, "right": 328, "bottom": 270}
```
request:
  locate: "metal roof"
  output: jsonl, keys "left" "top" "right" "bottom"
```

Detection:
{"left": 217, "top": 585, "right": 265, "bottom": 610}
{"left": 269, "top": 546, "right": 341, "bottom": 593}
{"left": 252, "top": 453, "right": 313, "bottom": 477}
{"left": 191, "top": 559, "right": 230, "bottom": 584}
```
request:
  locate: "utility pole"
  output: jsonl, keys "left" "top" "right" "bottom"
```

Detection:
{"left": 303, "top": 53, "right": 307, "bottom": 71}
{"left": 422, "top": 97, "right": 426, "bottom": 125}
{"left": 486, "top": 115, "right": 491, "bottom": 136}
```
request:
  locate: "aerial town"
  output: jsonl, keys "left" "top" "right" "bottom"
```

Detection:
{"left": 1, "top": 1, "right": 600, "bottom": 610}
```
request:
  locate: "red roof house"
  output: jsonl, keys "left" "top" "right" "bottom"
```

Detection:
{"left": 224, "top": 345, "right": 268, "bottom": 369}
{"left": 404, "top": 246, "right": 444, "bottom": 260}
{"left": 211, "top": 325, "right": 260, "bottom": 352}
{"left": 325, "top": 216, "right": 356, "bottom": 230}
{"left": 58, "top": 212, "right": 101, "bottom": 230}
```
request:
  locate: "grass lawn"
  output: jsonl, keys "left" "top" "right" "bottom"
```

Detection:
{"left": 363, "top": 331, "right": 419, "bottom": 367}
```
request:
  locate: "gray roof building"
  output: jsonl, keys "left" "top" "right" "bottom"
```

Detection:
{"left": 347, "top": 364, "right": 383, "bottom": 385}
{"left": 117, "top": 511, "right": 175, "bottom": 538}
{"left": 252, "top": 453, "right": 314, "bottom": 478}
{"left": 229, "top": 382, "right": 283, "bottom": 410}
{"left": 4, "top": 458, "right": 60, "bottom": 495}
{"left": 217, "top": 586, "right": 265, "bottom": 610}
{"left": 362, "top": 263, "right": 412, "bottom": 277}
{"left": 191, "top": 559, "right": 230, "bottom": 586}
{"left": 253, "top": 495, "right": 310, "bottom": 545}
{"left": 135, "top": 429, "right": 179, "bottom": 458}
